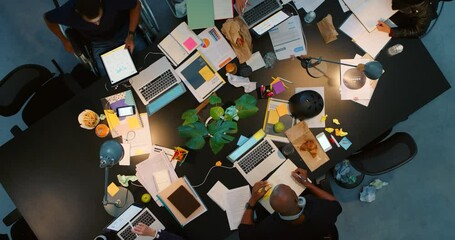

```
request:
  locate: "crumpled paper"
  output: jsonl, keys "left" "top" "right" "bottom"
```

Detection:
{"left": 117, "top": 174, "right": 138, "bottom": 187}
{"left": 221, "top": 17, "right": 253, "bottom": 63}
{"left": 360, "top": 179, "right": 388, "bottom": 203}
{"left": 226, "top": 73, "right": 256, "bottom": 93}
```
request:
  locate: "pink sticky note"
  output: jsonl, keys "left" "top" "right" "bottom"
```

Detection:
{"left": 272, "top": 81, "right": 286, "bottom": 95}
{"left": 183, "top": 38, "right": 197, "bottom": 51}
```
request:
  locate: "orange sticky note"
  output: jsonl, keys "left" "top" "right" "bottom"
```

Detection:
{"left": 107, "top": 182, "right": 120, "bottom": 197}
{"left": 276, "top": 103, "right": 289, "bottom": 117}
{"left": 199, "top": 66, "right": 214, "bottom": 81}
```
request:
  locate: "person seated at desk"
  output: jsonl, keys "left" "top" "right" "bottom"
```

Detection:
{"left": 132, "top": 222, "right": 184, "bottom": 240}
{"left": 44, "top": 0, "right": 147, "bottom": 75}
{"left": 376, "top": 0, "right": 435, "bottom": 38}
{"left": 238, "top": 168, "right": 342, "bottom": 240}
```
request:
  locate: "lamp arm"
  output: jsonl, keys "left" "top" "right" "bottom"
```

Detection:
{"left": 103, "top": 167, "right": 109, "bottom": 205}
{"left": 307, "top": 57, "right": 358, "bottom": 68}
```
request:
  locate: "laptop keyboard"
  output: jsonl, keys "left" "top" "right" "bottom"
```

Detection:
{"left": 243, "top": 0, "right": 281, "bottom": 26}
{"left": 238, "top": 140, "right": 275, "bottom": 174}
{"left": 139, "top": 69, "right": 177, "bottom": 102}
{"left": 118, "top": 210, "right": 156, "bottom": 240}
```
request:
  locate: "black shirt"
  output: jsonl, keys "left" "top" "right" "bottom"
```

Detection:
{"left": 45, "top": 0, "right": 137, "bottom": 41}
{"left": 238, "top": 195, "right": 342, "bottom": 240}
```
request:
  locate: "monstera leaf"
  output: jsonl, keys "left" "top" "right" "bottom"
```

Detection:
{"left": 181, "top": 109, "right": 198, "bottom": 125}
{"left": 178, "top": 121, "right": 208, "bottom": 150}
{"left": 207, "top": 119, "right": 237, "bottom": 154}
{"left": 210, "top": 106, "right": 224, "bottom": 120}
{"left": 235, "top": 94, "right": 259, "bottom": 119}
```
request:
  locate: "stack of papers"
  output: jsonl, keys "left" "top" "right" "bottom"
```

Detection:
{"left": 122, "top": 113, "right": 152, "bottom": 157}
{"left": 269, "top": 16, "right": 307, "bottom": 60}
{"left": 342, "top": 0, "right": 397, "bottom": 32}
{"left": 136, "top": 151, "right": 179, "bottom": 206}
{"left": 197, "top": 26, "right": 236, "bottom": 71}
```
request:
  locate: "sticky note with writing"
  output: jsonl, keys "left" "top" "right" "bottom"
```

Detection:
{"left": 199, "top": 65, "right": 215, "bottom": 81}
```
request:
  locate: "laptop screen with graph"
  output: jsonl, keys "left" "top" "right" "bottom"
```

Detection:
{"left": 100, "top": 44, "right": 139, "bottom": 86}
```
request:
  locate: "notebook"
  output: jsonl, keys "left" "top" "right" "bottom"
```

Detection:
{"left": 168, "top": 186, "right": 201, "bottom": 218}
{"left": 158, "top": 22, "right": 202, "bottom": 66}
{"left": 227, "top": 129, "right": 286, "bottom": 186}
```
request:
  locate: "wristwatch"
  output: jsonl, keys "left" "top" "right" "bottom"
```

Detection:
{"left": 128, "top": 30, "right": 135, "bottom": 36}
{"left": 245, "top": 202, "right": 255, "bottom": 210}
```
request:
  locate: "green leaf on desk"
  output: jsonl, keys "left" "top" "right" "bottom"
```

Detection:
{"left": 181, "top": 109, "right": 198, "bottom": 125}
{"left": 186, "top": 135, "right": 206, "bottom": 150}
{"left": 178, "top": 122, "right": 208, "bottom": 138}
{"left": 209, "top": 95, "right": 222, "bottom": 105}
{"left": 210, "top": 106, "right": 224, "bottom": 120}
{"left": 235, "top": 94, "right": 258, "bottom": 119}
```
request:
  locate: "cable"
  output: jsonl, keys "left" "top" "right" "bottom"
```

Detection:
{"left": 192, "top": 165, "right": 236, "bottom": 188}
{"left": 144, "top": 51, "right": 165, "bottom": 65}
{"left": 130, "top": 181, "right": 144, "bottom": 187}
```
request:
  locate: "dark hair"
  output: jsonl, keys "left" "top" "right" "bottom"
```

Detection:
{"left": 75, "top": 0, "right": 102, "bottom": 19}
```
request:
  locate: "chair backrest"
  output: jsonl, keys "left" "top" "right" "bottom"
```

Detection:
{"left": 0, "top": 64, "right": 52, "bottom": 117}
{"left": 348, "top": 132, "right": 418, "bottom": 175}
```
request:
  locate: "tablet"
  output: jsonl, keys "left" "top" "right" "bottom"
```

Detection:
{"left": 100, "top": 44, "right": 138, "bottom": 86}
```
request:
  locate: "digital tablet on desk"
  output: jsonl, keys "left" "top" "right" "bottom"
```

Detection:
{"left": 100, "top": 44, "right": 138, "bottom": 86}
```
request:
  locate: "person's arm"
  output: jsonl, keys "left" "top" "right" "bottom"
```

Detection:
{"left": 292, "top": 168, "right": 337, "bottom": 202}
{"left": 43, "top": 15, "right": 74, "bottom": 53}
{"left": 240, "top": 181, "right": 268, "bottom": 225}
{"left": 125, "top": 0, "right": 141, "bottom": 53}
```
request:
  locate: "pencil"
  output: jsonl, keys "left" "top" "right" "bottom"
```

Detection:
{"left": 272, "top": 76, "right": 294, "bottom": 84}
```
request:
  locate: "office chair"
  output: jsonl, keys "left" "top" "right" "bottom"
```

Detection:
{"left": 2, "top": 208, "right": 38, "bottom": 240}
{"left": 424, "top": 0, "right": 452, "bottom": 37}
{"left": 0, "top": 63, "right": 76, "bottom": 137}
{"left": 348, "top": 132, "right": 418, "bottom": 176}
{"left": 52, "top": 0, "right": 160, "bottom": 76}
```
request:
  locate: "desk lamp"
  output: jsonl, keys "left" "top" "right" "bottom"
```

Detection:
{"left": 99, "top": 140, "right": 134, "bottom": 217}
{"left": 297, "top": 56, "right": 383, "bottom": 80}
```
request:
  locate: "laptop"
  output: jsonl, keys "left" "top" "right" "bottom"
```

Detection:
{"left": 236, "top": 0, "right": 291, "bottom": 36}
{"left": 129, "top": 56, "right": 182, "bottom": 106}
{"left": 100, "top": 44, "right": 139, "bottom": 87}
{"left": 105, "top": 204, "right": 165, "bottom": 240}
{"left": 227, "top": 129, "right": 286, "bottom": 186}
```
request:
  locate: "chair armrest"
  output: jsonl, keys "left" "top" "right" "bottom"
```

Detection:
{"left": 64, "top": 28, "right": 88, "bottom": 57}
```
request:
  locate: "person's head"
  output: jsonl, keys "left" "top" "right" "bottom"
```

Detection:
{"left": 392, "top": 0, "right": 425, "bottom": 10}
{"left": 75, "top": 0, "right": 103, "bottom": 25}
{"left": 269, "top": 184, "right": 301, "bottom": 216}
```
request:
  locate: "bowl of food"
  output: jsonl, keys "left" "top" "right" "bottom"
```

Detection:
{"left": 78, "top": 109, "right": 100, "bottom": 130}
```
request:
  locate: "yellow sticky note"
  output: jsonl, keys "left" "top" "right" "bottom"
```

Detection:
{"left": 325, "top": 127, "right": 334, "bottom": 133}
{"left": 321, "top": 114, "right": 328, "bottom": 122}
{"left": 135, "top": 149, "right": 145, "bottom": 155}
{"left": 127, "top": 116, "right": 141, "bottom": 129}
{"left": 333, "top": 119, "right": 341, "bottom": 125}
{"left": 267, "top": 110, "right": 279, "bottom": 124}
{"left": 107, "top": 182, "right": 120, "bottom": 197}
{"left": 198, "top": 65, "right": 214, "bottom": 81}
{"left": 253, "top": 129, "right": 266, "bottom": 140}
{"left": 104, "top": 110, "right": 119, "bottom": 128}
{"left": 335, "top": 128, "right": 348, "bottom": 137}
{"left": 276, "top": 104, "right": 289, "bottom": 117}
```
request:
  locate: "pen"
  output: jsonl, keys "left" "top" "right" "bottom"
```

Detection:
{"left": 330, "top": 134, "right": 340, "bottom": 148}
{"left": 129, "top": 221, "right": 138, "bottom": 237}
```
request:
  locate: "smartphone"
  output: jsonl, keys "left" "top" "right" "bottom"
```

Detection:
{"left": 316, "top": 132, "right": 332, "bottom": 152}
{"left": 116, "top": 105, "right": 135, "bottom": 117}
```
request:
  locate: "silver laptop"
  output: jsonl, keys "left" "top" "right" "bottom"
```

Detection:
{"left": 129, "top": 56, "right": 182, "bottom": 105}
{"left": 236, "top": 0, "right": 290, "bottom": 36}
{"left": 106, "top": 204, "right": 165, "bottom": 240}
{"left": 227, "top": 130, "right": 286, "bottom": 186}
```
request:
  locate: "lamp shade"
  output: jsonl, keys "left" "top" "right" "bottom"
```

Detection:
{"left": 99, "top": 140, "right": 124, "bottom": 168}
{"left": 363, "top": 61, "right": 383, "bottom": 80}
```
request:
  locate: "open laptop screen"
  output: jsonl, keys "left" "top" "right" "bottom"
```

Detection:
{"left": 252, "top": 10, "right": 290, "bottom": 36}
{"left": 106, "top": 204, "right": 142, "bottom": 231}
{"left": 100, "top": 44, "right": 138, "bottom": 86}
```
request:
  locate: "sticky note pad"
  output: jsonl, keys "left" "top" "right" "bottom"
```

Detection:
{"left": 339, "top": 137, "right": 352, "bottom": 150}
{"left": 276, "top": 103, "right": 289, "bottom": 117}
{"left": 267, "top": 110, "right": 279, "bottom": 124}
{"left": 127, "top": 116, "right": 141, "bottom": 128}
{"left": 107, "top": 182, "right": 120, "bottom": 197}
{"left": 199, "top": 65, "right": 215, "bottom": 81}
{"left": 183, "top": 37, "right": 197, "bottom": 51}
{"left": 272, "top": 81, "right": 286, "bottom": 95}
{"left": 252, "top": 129, "right": 266, "bottom": 140}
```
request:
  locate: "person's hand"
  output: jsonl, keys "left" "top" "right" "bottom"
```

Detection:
{"left": 62, "top": 39, "right": 74, "bottom": 53}
{"left": 131, "top": 222, "right": 156, "bottom": 237}
{"left": 292, "top": 168, "right": 310, "bottom": 186}
{"left": 249, "top": 181, "right": 269, "bottom": 205}
{"left": 236, "top": 0, "right": 248, "bottom": 15}
{"left": 125, "top": 34, "right": 135, "bottom": 53}
{"left": 376, "top": 21, "right": 391, "bottom": 34}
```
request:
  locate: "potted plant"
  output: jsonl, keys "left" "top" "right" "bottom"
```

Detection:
{"left": 178, "top": 94, "right": 259, "bottom": 154}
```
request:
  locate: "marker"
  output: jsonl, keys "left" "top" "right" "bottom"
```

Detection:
{"left": 330, "top": 134, "right": 340, "bottom": 148}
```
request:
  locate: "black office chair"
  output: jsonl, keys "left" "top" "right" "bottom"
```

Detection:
{"left": 52, "top": 0, "right": 160, "bottom": 76}
{"left": 424, "top": 0, "right": 452, "bottom": 37}
{"left": 2, "top": 208, "right": 37, "bottom": 240}
{"left": 348, "top": 132, "right": 418, "bottom": 176}
{"left": 0, "top": 64, "right": 76, "bottom": 136}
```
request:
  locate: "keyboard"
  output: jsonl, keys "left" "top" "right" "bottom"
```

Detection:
{"left": 242, "top": 0, "right": 281, "bottom": 26}
{"left": 118, "top": 210, "right": 156, "bottom": 240}
{"left": 238, "top": 140, "right": 275, "bottom": 174}
{"left": 139, "top": 69, "right": 177, "bottom": 102}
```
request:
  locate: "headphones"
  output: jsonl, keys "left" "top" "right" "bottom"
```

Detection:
{"left": 278, "top": 196, "right": 306, "bottom": 221}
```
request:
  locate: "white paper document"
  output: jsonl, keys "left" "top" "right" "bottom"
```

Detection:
{"left": 122, "top": 113, "right": 152, "bottom": 157}
{"left": 246, "top": 52, "right": 266, "bottom": 72}
{"left": 293, "top": 0, "right": 324, "bottom": 12}
{"left": 224, "top": 185, "right": 251, "bottom": 230}
{"left": 295, "top": 87, "right": 326, "bottom": 128}
{"left": 269, "top": 16, "right": 307, "bottom": 60}
{"left": 207, "top": 181, "right": 229, "bottom": 211}
{"left": 340, "top": 58, "right": 376, "bottom": 101}
{"left": 342, "top": 0, "right": 397, "bottom": 32}
{"left": 259, "top": 159, "right": 306, "bottom": 213}
{"left": 351, "top": 54, "right": 381, "bottom": 106}
{"left": 213, "top": 0, "right": 233, "bottom": 20}
{"left": 197, "top": 27, "right": 236, "bottom": 71}
{"left": 338, "top": 0, "right": 349, "bottom": 12}
{"left": 119, "top": 143, "right": 131, "bottom": 166}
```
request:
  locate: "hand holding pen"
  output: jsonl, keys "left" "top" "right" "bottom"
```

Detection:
{"left": 292, "top": 168, "right": 311, "bottom": 186}
{"left": 376, "top": 21, "right": 391, "bottom": 34}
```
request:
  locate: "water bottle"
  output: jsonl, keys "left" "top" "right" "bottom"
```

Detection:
{"left": 387, "top": 44, "right": 404, "bottom": 56}
{"left": 304, "top": 11, "right": 316, "bottom": 23}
